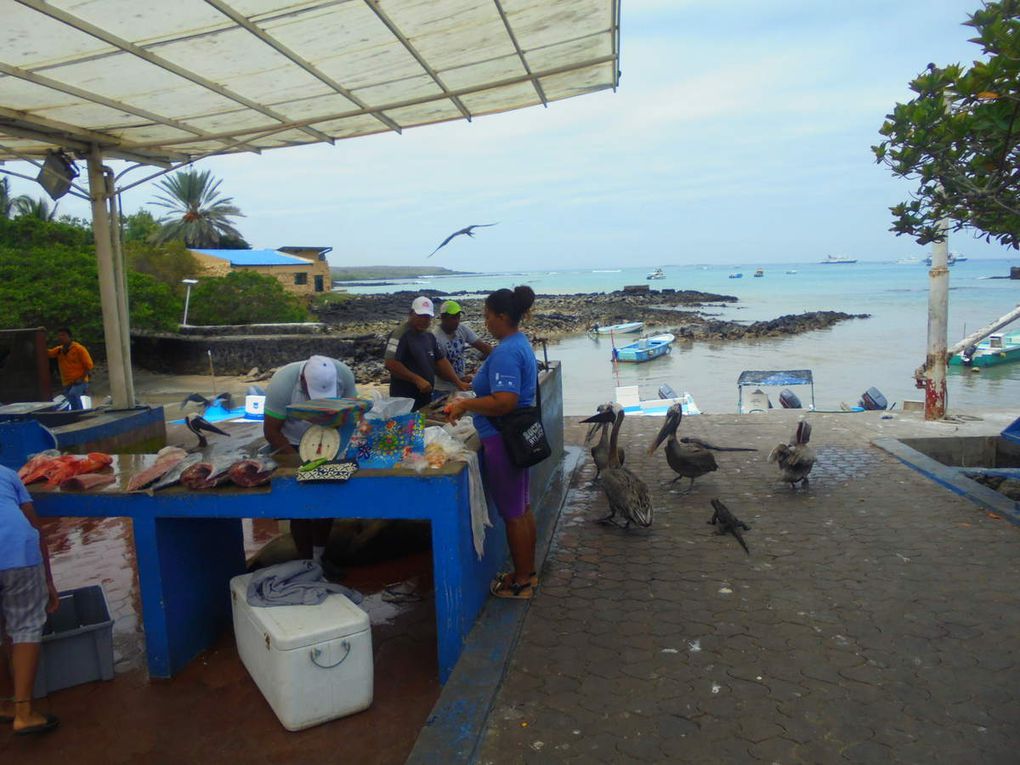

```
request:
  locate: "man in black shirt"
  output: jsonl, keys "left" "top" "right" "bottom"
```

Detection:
{"left": 384, "top": 296, "right": 469, "bottom": 410}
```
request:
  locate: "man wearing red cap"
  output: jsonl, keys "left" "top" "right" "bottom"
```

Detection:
{"left": 384, "top": 296, "right": 469, "bottom": 411}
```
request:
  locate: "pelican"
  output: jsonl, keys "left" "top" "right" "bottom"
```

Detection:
{"left": 584, "top": 402, "right": 625, "bottom": 479}
{"left": 648, "top": 403, "right": 718, "bottom": 493}
{"left": 185, "top": 414, "right": 230, "bottom": 449}
{"left": 580, "top": 404, "right": 652, "bottom": 528}
{"left": 768, "top": 419, "right": 815, "bottom": 488}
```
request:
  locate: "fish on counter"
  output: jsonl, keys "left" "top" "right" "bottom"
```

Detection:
{"left": 125, "top": 446, "right": 189, "bottom": 492}
{"left": 228, "top": 457, "right": 278, "bottom": 488}
{"left": 151, "top": 453, "right": 204, "bottom": 491}
{"left": 18, "top": 450, "right": 61, "bottom": 482}
{"left": 180, "top": 453, "right": 240, "bottom": 490}
{"left": 60, "top": 473, "right": 117, "bottom": 492}
{"left": 18, "top": 451, "right": 114, "bottom": 486}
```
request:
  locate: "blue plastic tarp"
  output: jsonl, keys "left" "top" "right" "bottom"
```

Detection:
{"left": 737, "top": 370, "right": 814, "bottom": 387}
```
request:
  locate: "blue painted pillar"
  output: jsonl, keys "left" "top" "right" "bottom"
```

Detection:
{"left": 132, "top": 515, "right": 245, "bottom": 677}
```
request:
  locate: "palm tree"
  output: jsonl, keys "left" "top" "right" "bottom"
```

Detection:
{"left": 0, "top": 177, "right": 15, "bottom": 219}
{"left": 151, "top": 169, "right": 245, "bottom": 247}
{"left": 13, "top": 195, "right": 58, "bottom": 221}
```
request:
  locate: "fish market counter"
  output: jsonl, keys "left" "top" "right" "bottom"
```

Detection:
{"left": 30, "top": 363, "right": 565, "bottom": 685}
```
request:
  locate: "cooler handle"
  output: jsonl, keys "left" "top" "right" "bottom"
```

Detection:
{"left": 310, "top": 640, "right": 351, "bottom": 669}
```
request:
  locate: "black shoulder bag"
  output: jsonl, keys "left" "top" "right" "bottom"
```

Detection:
{"left": 497, "top": 372, "right": 552, "bottom": 469}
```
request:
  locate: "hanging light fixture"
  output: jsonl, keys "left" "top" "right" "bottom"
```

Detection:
{"left": 36, "top": 150, "right": 79, "bottom": 200}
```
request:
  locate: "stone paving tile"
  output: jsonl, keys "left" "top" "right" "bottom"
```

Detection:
{"left": 477, "top": 413, "right": 1020, "bottom": 764}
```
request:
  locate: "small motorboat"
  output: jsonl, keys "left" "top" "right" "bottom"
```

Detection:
{"left": 949, "top": 331, "right": 1020, "bottom": 368}
{"left": 737, "top": 370, "right": 815, "bottom": 413}
{"left": 612, "top": 333, "right": 675, "bottom": 363}
{"left": 728, "top": 272, "right": 743, "bottom": 279}
{"left": 590, "top": 321, "right": 644, "bottom": 336}
{"left": 646, "top": 268, "right": 666, "bottom": 280}
{"left": 753, "top": 268, "right": 764, "bottom": 277}
{"left": 615, "top": 385, "right": 700, "bottom": 416}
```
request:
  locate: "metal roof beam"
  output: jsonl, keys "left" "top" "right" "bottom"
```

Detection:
{"left": 127, "top": 53, "right": 617, "bottom": 149}
{"left": 14, "top": 0, "right": 334, "bottom": 145}
{"left": 362, "top": 0, "right": 474, "bottom": 122}
{"left": 204, "top": 0, "right": 403, "bottom": 135}
{"left": 0, "top": 62, "right": 263, "bottom": 155}
{"left": 0, "top": 109, "right": 178, "bottom": 165}
{"left": 492, "top": 0, "right": 547, "bottom": 107}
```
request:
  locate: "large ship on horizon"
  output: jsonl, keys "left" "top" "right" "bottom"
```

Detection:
{"left": 820, "top": 254, "right": 857, "bottom": 264}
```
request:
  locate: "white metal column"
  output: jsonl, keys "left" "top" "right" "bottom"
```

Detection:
{"left": 923, "top": 221, "right": 949, "bottom": 420}
{"left": 87, "top": 145, "right": 135, "bottom": 408}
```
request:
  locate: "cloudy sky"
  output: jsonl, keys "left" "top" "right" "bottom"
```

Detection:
{"left": 5, "top": 0, "right": 1012, "bottom": 270}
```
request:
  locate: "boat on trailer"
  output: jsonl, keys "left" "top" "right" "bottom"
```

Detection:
{"left": 612, "top": 333, "right": 675, "bottom": 363}
{"left": 615, "top": 384, "right": 700, "bottom": 416}
{"left": 590, "top": 321, "right": 644, "bottom": 336}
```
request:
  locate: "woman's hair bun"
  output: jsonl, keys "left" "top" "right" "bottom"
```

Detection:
{"left": 512, "top": 285, "right": 535, "bottom": 315}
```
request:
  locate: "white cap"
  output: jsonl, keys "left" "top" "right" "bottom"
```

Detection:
{"left": 411, "top": 296, "right": 435, "bottom": 316}
{"left": 303, "top": 355, "right": 338, "bottom": 399}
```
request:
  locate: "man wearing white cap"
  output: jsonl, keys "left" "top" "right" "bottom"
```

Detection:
{"left": 384, "top": 296, "right": 469, "bottom": 411}
{"left": 431, "top": 300, "right": 492, "bottom": 399}
{"left": 263, "top": 355, "right": 357, "bottom": 564}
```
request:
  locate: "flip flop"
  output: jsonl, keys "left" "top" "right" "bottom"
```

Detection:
{"left": 0, "top": 714, "right": 12, "bottom": 724}
{"left": 14, "top": 713, "right": 60, "bottom": 736}
{"left": 490, "top": 577, "right": 534, "bottom": 600}
{"left": 493, "top": 571, "right": 539, "bottom": 588}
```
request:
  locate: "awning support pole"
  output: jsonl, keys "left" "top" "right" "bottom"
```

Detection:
{"left": 87, "top": 145, "right": 134, "bottom": 408}
{"left": 922, "top": 221, "right": 949, "bottom": 420}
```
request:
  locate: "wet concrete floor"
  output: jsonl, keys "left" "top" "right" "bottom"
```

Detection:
{"left": 2, "top": 516, "right": 440, "bottom": 765}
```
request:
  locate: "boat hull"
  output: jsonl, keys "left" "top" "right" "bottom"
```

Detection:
{"left": 949, "top": 347, "right": 1020, "bottom": 367}
{"left": 612, "top": 334, "right": 675, "bottom": 363}
{"left": 594, "top": 322, "right": 644, "bottom": 335}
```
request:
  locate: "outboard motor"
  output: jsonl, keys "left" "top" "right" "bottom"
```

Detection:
{"left": 859, "top": 386, "right": 888, "bottom": 411}
{"left": 658, "top": 383, "right": 679, "bottom": 400}
{"left": 961, "top": 345, "right": 978, "bottom": 366}
{"left": 778, "top": 388, "right": 802, "bottom": 409}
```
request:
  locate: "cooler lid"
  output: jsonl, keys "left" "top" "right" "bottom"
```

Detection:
{"left": 231, "top": 574, "right": 370, "bottom": 651}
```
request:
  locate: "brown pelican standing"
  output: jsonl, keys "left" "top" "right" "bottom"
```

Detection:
{"left": 580, "top": 404, "right": 652, "bottom": 528}
{"left": 185, "top": 413, "right": 230, "bottom": 449}
{"left": 768, "top": 419, "right": 815, "bottom": 488}
{"left": 584, "top": 402, "right": 625, "bottom": 479}
{"left": 648, "top": 403, "right": 718, "bottom": 493}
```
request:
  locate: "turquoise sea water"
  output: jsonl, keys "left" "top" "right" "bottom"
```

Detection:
{"left": 341, "top": 260, "right": 1020, "bottom": 415}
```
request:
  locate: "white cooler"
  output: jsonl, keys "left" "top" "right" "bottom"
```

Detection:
{"left": 230, "top": 573, "right": 374, "bottom": 731}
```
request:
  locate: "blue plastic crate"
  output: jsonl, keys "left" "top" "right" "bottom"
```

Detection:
{"left": 32, "top": 585, "right": 114, "bottom": 698}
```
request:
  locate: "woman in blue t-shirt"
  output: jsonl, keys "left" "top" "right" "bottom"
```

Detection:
{"left": 446, "top": 286, "right": 538, "bottom": 599}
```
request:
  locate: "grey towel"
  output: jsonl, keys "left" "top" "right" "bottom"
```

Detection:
{"left": 245, "top": 560, "right": 363, "bottom": 607}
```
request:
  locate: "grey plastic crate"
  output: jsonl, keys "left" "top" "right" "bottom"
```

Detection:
{"left": 32, "top": 585, "right": 114, "bottom": 698}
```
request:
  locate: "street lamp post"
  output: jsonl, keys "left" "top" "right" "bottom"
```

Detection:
{"left": 182, "top": 279, "right": 198, "bottom": 326}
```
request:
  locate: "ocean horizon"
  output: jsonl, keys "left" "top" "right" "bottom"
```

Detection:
{"left": 340, "top": 260, "right": 1020, "bottom": 416}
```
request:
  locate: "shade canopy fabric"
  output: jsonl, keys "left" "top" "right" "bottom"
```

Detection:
{"left": 737, "top": 370, "right": 815, "bottom": 388}
{"left": 0, "top": 0, "right": 620, "bottom": 166}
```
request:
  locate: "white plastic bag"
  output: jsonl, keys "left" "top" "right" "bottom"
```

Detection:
{"left": 365, "top": 390, "right": 415, "bottom": 420}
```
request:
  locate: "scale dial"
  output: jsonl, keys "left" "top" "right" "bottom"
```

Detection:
{"left": 299, "top": 425, "right": 341, "bottom": 463}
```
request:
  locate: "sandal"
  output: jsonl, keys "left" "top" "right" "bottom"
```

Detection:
{"left": 494, "top": 571, "right": 539, "bottom": 588}
{"left": 490, "top": 577, "right": 534, "bottom": 600}
{"left": 14, "top": 712, "right": 60, "bottom": 736}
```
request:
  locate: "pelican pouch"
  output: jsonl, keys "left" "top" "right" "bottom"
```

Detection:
{"left": 496, "top": 374, "right": 551, "bottom": 469}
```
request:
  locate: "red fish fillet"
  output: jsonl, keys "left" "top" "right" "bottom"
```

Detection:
{"left": 227, "top": 458, "right": 277, "bottom": 488}
{"left": 60, "top": 473, "right": 117, "bottom": 491}
{"left": 126, "top": 453, "right": 187, "bottom": 492}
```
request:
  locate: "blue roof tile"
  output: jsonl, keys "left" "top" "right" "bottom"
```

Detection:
{"left": 192, "top": 249, "right": 311, "bottom": 266}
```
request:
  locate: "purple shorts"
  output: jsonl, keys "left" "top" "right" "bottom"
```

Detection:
{"left": 480, "top": 434, "right": 530, "bottom": 521}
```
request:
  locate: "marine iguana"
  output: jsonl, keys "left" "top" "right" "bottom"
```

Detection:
{"left": 709, "top": 498, "right": 751, "bottom": 555}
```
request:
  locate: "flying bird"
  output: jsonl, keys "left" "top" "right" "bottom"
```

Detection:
{"left": 768, "top": 419, "right": 815, "bottom": 489}
{"left": 427, "top": 223, "right": 498, "bottom": 258}
{"left": 180, "top": 392, "right": 233, "bottom": 412}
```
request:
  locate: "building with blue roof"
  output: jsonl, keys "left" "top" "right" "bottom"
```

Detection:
{"left": 189, "top": 247, "right": 332, "bottom": 295}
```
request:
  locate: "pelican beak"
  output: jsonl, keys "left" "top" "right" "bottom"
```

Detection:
{"left": 648, "top": 408, "right": 680, "bottom": 454}
{"left": 584, "top": 421, "right": 601, "bottom": 444}
{"left": 580, "top": 410, "right": 615, "bottom": 425}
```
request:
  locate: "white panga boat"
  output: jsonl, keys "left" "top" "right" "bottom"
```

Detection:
{"left": 646, "top": 268, "right": 665, "bottom": 280}
{"left": 590, "top": 321, "right": 644, "bottom": 336}
{"left": 616, "top": 384, "right": 700, "bottom": 416}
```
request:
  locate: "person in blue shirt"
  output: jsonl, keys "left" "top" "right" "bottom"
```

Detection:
{"left": 446, "top": 286, "right": 538, "bottom": 599}
{"left": 0, "top": 464, "right": 60, "bottom": 735}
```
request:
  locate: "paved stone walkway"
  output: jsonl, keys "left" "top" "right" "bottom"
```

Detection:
{"left": 477, "top": 412, "right": 1020, "bottom": 764}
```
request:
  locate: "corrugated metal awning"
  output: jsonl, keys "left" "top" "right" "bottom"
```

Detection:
{"left": 0, "top": 0, "right": 621, "bottom": 166}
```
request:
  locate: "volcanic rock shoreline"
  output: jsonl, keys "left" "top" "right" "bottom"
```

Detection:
{"left": 310, "top": 289, "right": 869, "bottom": 384}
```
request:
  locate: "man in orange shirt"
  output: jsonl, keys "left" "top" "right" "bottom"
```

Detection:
{"left": 47, "top": 328, "right": 93, "bottom": 410}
